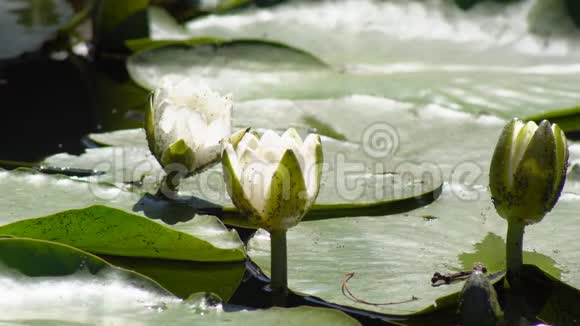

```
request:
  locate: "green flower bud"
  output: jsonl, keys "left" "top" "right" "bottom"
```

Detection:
{"left": 222, "top": 129, "right": 323, "bottom": 231}
{"left": 146, "top": 78, "right": 234, "bottom": 174}
{"left": 490, "top": 119, "right": 568, "bottom": 225}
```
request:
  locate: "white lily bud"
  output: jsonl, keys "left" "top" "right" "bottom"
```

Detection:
{"left": 146, "top": 77, "right": 233, "bottom": 173}
{"left": 490, "top": 119, "right": 568, "bottom": 225}
{"left": 222, "top": 129, "right": 323, "bottom": 231}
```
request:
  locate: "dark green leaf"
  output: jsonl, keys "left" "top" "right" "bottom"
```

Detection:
{"left": 102, "top": 255, "right": 245, "bottom": 301}
{"left": 0, "top": 237, "right": 169, "bottom": 294}
{"left": 0, "top": 205, "right": 245, "bottom": 262}
{"left": 526, "top": 106, "right": 580, "bottom": 135}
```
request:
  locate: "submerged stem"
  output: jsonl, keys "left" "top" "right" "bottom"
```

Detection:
{"left": 506, "top": 220, "right": 525, "bottom": 290}
{"left": 270, "top": 229, "right": 288, "bottom": 307}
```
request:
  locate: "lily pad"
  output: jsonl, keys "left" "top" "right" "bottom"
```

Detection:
{"left": 102, "top": 255, "right": 245, "bottom": 300}
{"left": 131, "top": 1, "right": 580, "bottom": 117}
{"left": 127, "top": 41, "right": 330, "bottom": 100}
{"left": 0, "top": 200, "right": 246, "bottom": 300}
{"left": 0, "top": 238, "right": 358, "bottom": 324}
{"left": 459, "top": 232, "right": 561, "bottom": 279}
{"left": 40, "top": 96, "right": 580, "bottom": 316}
{"left": 0, "top": 237, "right": 167, "bottom": 294}
{"left": 0, "top": 205, "right": 245, "bottom": 262}
{"left": 526, "top": 106, "right": 580, "bottom": 135}
{"left": 138, "top": 301, "right": 361, "bottom": 326}
{"left": 0, "top": 280, "right": 359, "bottom": 325}
{"left": 246, "top": 181, "right": 580, "bottom": 316}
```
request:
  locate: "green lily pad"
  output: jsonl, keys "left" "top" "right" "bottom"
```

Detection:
{"left": 0, "top": 205, "right": 245, "bottom": 262}
{"left": 123, "top": 7, "right": 580, "bottom": 313}
{"left": 40, "top": 96, "right": 580, "bottom": 316}
{"left": 0, "top": 280, "right": 359, "bottom": 326}
{"left": 0, "top": 199, "right": 246, "bottom": 300}
{"left": 242, "top": 108, "right": 580, "bottom": 315}
{"left": 246, "top": 181, "right": 580, "bottom": 316}
{"left": 127, "top": 41, "right": 330, "bottom": 100}
{"left": 0, "top": 237, "right": 168, "bottom": 293}
{"left": 102, "top": 255, "right": 245, "bottom": 300}
{"left": 459, "top": 232, "right": 561, "bottom": 279}
{"left": 133, "top": 1, "right": 580, "bottom": 117}
{"left": 138, "top": 301, "right": 361, "bottom": 326}
{"left": 0, "top": 238, "right": 357, "bottom": 324}
{"left": 526, "top": 106, "right": 580, "bottom": 135}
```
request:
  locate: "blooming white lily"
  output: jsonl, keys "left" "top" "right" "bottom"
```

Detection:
{"left": 222, "top": 128, "right": 323, "bottom": 231}
{"left": 490, "top": 119, "right": 568, "bottom": 225}
{"left": 146, "top": 77, "right": 234, "bottom": 173}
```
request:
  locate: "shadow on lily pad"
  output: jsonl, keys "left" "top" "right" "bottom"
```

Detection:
{"left": 132, "top": 193, "right": 223, "bottom": 225}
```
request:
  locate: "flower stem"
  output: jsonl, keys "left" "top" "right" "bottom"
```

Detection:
{"left": 270, "top": 229, "right": 288, "bottom": 307}
{"left": 505, "top": 220, "right": 527, "bottom": 325}
{"left": 506, "top": 220, "right": 525, "bottom": 290}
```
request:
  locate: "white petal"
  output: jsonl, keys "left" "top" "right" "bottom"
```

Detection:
{"left": 281, "top": 129, "right": 306, "bottom": 173}
{"left": 160, "top": 107, "right": 207, "bottom": 150}
{"left": 239, "top": 151, "right": 277, "bottom": 213}
{"left": 236, "top": 133, "right": 260, "bottom": 159}
{"left": 205, "top": 116, "right": 230, "bottom": 148}
{"left": 508, "top": 120, "right": 538, "bottom": 182}
{"left": 257, "top": 130, "right": 285, "bottom": 162}
{"left": 281, "top": 128, "right": 304, "bottom": 148}
{"left": 259, "top": 130, "right": 283, "bottom": 149}
{"left": 152, "top": 87, "right": 167, "bottom": 111}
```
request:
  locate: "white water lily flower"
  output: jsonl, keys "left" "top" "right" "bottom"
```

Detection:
{"left": 490, "top": 119, "right": 568, "bottom": 225}
{"left": 222, "top": 129, "right": 323, "bottom": 231}
{"left": 146, "top": 78, "right": 235, "bottom": 173}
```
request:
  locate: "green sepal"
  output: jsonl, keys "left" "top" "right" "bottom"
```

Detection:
{"left": 490, "top": 119, "right": 517, "bottom": 220}
{"left": 229, "top": 127, "right": 251, "bottom": 150}
{"left": 160, "top": 139, "right": 195, "bottom": 170}
{"left": 550, "top": 123, "right": 569, "bottom": 210}
{"left": 262, "top": 149, "right": 308, "bottom": 231}
{"left": 222, "top": 147, "right": 262, "bottom": 227}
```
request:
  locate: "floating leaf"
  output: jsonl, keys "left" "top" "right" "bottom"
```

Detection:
{"left": 459, "top": 232, "right": 561, "bottom": 279}
{"left": 0, "top": 205, "right": 245, "bottom": 262}
{"left": 135, "top": 0, "right": 580, "bottom": 117}
{"left": 127, "top": 40, "right": 329, "bottom": 99}
{"left": 247, "top": 175, "right": 580, "bottom": 316}
{"left": 526, "top": 106, "right": 580, "bottom": 136}
{"left": 0, "top": 237, "right": 164, "bottom": 290}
